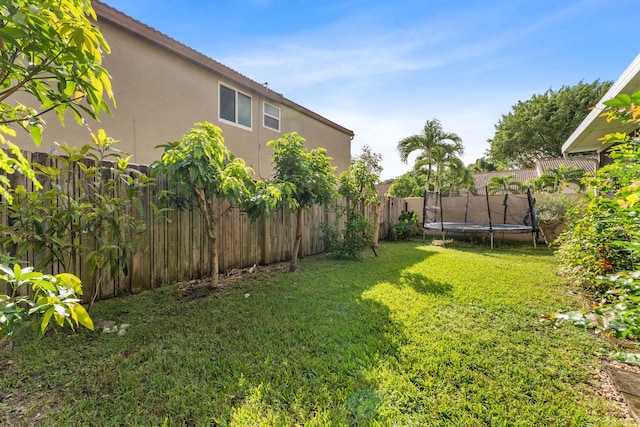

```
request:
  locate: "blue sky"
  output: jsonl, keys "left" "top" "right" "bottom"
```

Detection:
{"left": 101, "top": 0, "right": 639, "bottom": 180}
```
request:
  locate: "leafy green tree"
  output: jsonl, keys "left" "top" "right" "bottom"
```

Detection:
{"left": 322, "top": 147, "right": 382, "bottom": 257}
{"left": 268, "top": 132, "right": 337, "bottom": 271}
{"left": 488, "top": 80, "right": 611, "bottom": 169}
{"left": 338, "top": 146, "right": 381, "bottom": 209}
{"left": 388, "top": 172, "right": 427, "bottom": 198}
{"left": 0, "top": 0, "right": 114, "bottom": 202}
{"left": 397, "top": 119, "right": 462, "bottom": 190}
{"left": 486, "top": 174, "right": 524, "bottom": 195}
{"left": 469, "top": 156, "right": 498, "bottom": 173}
{"left": 153, "top": 122, "right": 286, "bottom": 288}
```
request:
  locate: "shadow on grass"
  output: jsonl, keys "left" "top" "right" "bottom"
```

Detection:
{"left": 1, "top": 241, "right": 438, "bottom": 425}
{"left": 400, "top": 271, "right": 453, "bottom": 296}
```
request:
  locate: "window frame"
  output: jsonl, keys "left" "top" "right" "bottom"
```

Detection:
{"left": 218, "top": 82, "right": 252, "bottom": 130}
{"left": 263, "top": 102, "right": 281, "bottom": 132}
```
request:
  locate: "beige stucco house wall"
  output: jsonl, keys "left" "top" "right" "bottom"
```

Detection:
{"left": 11, "top": 1, "right": 353, "bottom": 177}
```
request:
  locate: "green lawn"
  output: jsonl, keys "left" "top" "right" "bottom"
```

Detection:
{"left": 0, "top": 241, "right": 633, "bottom": 426}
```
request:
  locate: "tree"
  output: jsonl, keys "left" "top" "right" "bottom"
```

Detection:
{"left": 338, "top": 146, "right": 381, "bottom": 209}
{"left": 397, "top": 119, "right": 462, "bottom": 190}
{"left": 268, "top": 132, "right": 337, "bottom": 271}
{"left": 0, "top": 0, "right": 114, "bottom": 202}
{"left": 468, "top": 156, "right": 498, "bottom": 173}
{"left": 0, "top": 131, "right": 153, "bottom": 309}
{"left": 323, "top": 146, "right": 382, "bottom": 256}
{"left": 152, "top": 122, "right": 285, "bottom": 288}
{"left": 487, "top": 80, "right": 611, "bottom": 169}
{"left": 440, "top": 159, "right": 475, "bottom": 196}
{"left": 387, "top": 172, "right": 427, "bottom": 198}
{"left": 486, "top": 174, "right": 524, "bottom": 195}
{"left": 536, "top": 165, "right": 586, "bottom": 193}
{"left": 415, "top": 140, "right": 464, "bottom": 192}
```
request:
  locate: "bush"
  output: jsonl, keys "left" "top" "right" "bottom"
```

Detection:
{"left": 554, "top": 141, "right": 640, "bottom": 293}
{"left": 535, "top": 192, "right": 577, "bottom": 229}
{"left": 0, "top": 264, "right": 93, "bottom": 343}
{"left": 391, "top": 211, "right": 419, "bottom": 240}
{"left": 545, "top": 270, "right": 640, "bottom": 340}
{"left": 321, "top": 212, "right": 374, "bottom": 259}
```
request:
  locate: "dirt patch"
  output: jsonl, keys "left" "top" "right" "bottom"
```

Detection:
{"left": 176, "top": 262, "right": 291, "bottom": 301}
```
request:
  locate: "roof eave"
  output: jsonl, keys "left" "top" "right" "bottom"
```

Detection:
{"left": 562, "top": 53, "right": 640, "bottom": 155}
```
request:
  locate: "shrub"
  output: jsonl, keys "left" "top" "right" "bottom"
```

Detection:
{"left": 554, "top": 141, "right": 640, "bottom": 293}
{"left": 321, "top": 212, "right": 374, "bottom": 259}
{"left": 545, "top": 270, "right": 640, "bottom": 340}
{"left": 0, "top": 264, "right": 93, "bottom": 344}
{"left": 392, "top": 211, "right": 419, "bottom": 240}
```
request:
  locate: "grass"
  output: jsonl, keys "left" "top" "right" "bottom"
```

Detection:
{"left": 0, "top": 240, "right": 634, "bottom": 426}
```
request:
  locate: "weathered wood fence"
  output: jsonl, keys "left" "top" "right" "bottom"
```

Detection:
{"left": 2, "top": 152, "right": 404, "bottom": 302}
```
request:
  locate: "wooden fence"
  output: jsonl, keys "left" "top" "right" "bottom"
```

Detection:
{"left": 2, "top": 152, "right": 404, "bottom": 302}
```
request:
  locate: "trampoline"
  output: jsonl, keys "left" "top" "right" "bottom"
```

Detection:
{"left": 423, "top": 189, "right": 539, "bottom": 248}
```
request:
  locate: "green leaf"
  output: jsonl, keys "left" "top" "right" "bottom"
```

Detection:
{"left": 40, "top": 307, "right": 54, "bottom": 334}
{"left": 73, "top": 303, "right": 93, "bottom": 330}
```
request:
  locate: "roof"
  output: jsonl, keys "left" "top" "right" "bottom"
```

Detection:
{"left": 562, "top": 53, "right": 640, "bottom": 155}
{"left": 474, "top": 169, "right": 538, "bottom": 193}
{"left": 92, "top": 1, "right": 354, "bottom": 138}
{"left": 473, "top": 156, "right": 597, "bottom": 193}
{"left": 535, "top": 156, "right": 597, "bottom": 176}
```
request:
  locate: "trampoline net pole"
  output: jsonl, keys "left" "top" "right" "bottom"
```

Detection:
{"left": 485, "top": 187, "right": 493, "bottom": 233}
{"left": 527, "top": 188, "right": 538, "bottom": 248}
{"left": 439, "top": 191, "right": 444, "bottom": 232}
{"left": 464, "top": 192, "right": 469, "bottom": 223}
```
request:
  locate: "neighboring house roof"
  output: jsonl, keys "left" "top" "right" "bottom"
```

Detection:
{"left": 535, "top": 156, "right": 597, "bottom": 176}
{"left": 562, "top": 53, "right": 640, "bottom": 155}
{"left": 473, "top": 156, "right": 597, "bottom": 193}
{"left": 474, "top": 169, "right": 538, "bottom": 193}
{"left": 93, "top": 1, "right": 354, "bottom": 139}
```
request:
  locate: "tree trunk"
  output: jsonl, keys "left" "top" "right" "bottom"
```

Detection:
{"left": 290, "top": 207, "right": 303, "bottom": 272}
{"left": 195, "top": 190, "right": 218, "bottom": 289}
{"left": 210, "top": 235, "right": 218, "bottom": 288}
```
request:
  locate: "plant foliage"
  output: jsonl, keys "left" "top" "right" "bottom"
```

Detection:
{"left": 0, "top": 0, "right": 114, "bottom": 202}
{"left": 488, "top": 80, "right": 611, "bottom": 169}
{"left": 0, "top": 131, "right": 152, "bottom": 307}
{"left": 153, "top": 122, "right": 289, "bottom": 286}
{"left": 268, "top": 132, "right": 337, "bottom": 270}
{"left": 549, "top": 92, "right": 640, "bottom": 343}
{"left": 0, "top": 264, "right": 93, "bottom": 343}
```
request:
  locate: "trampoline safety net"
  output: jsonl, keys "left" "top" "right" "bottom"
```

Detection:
{"left": 423, "top": 190, "right": 539, "bottom": 247}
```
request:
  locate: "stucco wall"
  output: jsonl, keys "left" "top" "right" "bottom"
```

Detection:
{"left": 9, "top": 11, "right": 352, "bottom": 177}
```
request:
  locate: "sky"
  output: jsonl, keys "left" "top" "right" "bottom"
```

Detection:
{"left": 101, "top": 0, "right": 639, "bottom": 180}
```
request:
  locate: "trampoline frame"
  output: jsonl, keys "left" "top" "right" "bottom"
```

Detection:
{"left": 423, "top": 188, "right": 539, "bottom": 248}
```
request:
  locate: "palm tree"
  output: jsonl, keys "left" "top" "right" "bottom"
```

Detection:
{"left": 538, "top": 165, "right": 586, "bottom": 193}
{"left": 440, "top": 159, "right": 476, "bottom": 196}
{"left": 397, "top": 119, "right": 462, "bottom": 191}
{"left": 487, "top": 174, "right": 524, "bottom": 195}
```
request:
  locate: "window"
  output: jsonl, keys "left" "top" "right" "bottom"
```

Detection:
{"left": 219, "top": 83, "right": 252, "bottom": 129}
{"left": 263, "top": 102, "right": 280, "bottom": 131}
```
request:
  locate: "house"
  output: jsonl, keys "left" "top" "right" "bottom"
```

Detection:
{"left": 562, "top": 53, "right": 640, "bottom": 164}
{"left": 11, "top": 1, "right": 354, "bottom": 177}
{"left": 472, "top": 156, "right": 597, "bottom": 194}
